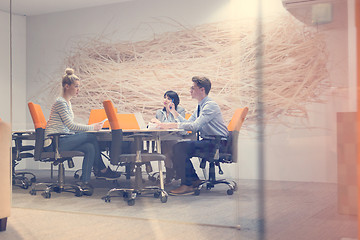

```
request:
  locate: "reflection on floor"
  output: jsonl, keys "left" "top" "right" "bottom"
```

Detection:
{"left": 11, "top": 169, "right": 357, "bottom": 240}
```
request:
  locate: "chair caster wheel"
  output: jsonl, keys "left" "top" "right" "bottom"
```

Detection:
{"left": 160, "top": 195, "right": 168, "bottom": 203}
{"left": 227, "top": 189, "right": 234, "bottom": 195}
{"left": 232, "top": 181, "right": 238, "bottom": 191}
{"left": 75, "top": 188, "right": 83, "bottom": 197}
{"left": 104, "top": 196, "right": 111, "bottom": 203}
{"left": 154, "top": 191, "right": 160, "bottom": 198}
{"left": 127, "top": 199, "right": 135, "bottom": 206}
{"left": 53, "top": 186, "right": 61, "bottom": 193}
{"left": 74, "top": 173, "right": 79, "bottom": 179}
{"left": 42, "top": 191, "right": 51, "bottom": 198}
{"left": 29, "top": 189, "right": 36, "bottom": 195}
{"left": 82, "top": 187, "right": 93, "bottom": 196}
{"left": 22, "top": 182, "right": 29, "bottom": 189}
{"left": 194, "top": 189, "right": 200, "bottom": 196}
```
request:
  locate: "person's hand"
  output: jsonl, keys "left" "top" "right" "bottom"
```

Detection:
{"left": 167, "top": 103, "right": 179, "bottom": 118}
{"left": 165, "top": 101, "right": 174, "bottom": 111}
{"left": 92, "top": 122, "right": 103, "bottom": 131}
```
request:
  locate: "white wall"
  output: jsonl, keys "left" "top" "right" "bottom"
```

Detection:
{"left": 12, "top": 14, "right": 27, "bottom": 131}
{"left": 23, "top": 0, "right": 353, "bottom": 183}
{"left": 0, "top": 10, "right": 27, "bottom": 170}
{"left": 0, "top": 10, "right": 11, "bottom": 122}
{"left": 0, "top": 10, "right": 27, "bottom": 169}
{"left": 0, "top": 11, "right": 27, "bottom": 129}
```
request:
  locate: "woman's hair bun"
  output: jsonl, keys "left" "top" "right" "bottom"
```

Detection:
{"left": 65, "top": 68, "right": 74, "bottom": 76}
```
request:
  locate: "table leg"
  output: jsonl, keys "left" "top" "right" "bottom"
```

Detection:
{"left": 156, "top": 137, "right": 165, "bottom": 192}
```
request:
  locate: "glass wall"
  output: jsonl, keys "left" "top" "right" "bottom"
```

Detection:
{"left": 8, "top": 0, "right": 358, "bottom": 239}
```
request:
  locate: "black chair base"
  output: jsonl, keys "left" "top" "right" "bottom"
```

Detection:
{"left": 102, "top": 163, "right": 168, "bottom": 206}
{"left": 12, "top": 151, "right": 36, "bottom": 189}
{"left": 194, "top": 158, "right": 238, "bottom": 196}
{"left": 194, "top": 179, "right": 237, "bottom": 196}
{"left": 29, "top": 162, "right": 92, "bottom": 198}
{"left": 12, "top": 172, "right": 36, "bottom": 189}
{"left": 102, "top": 186, "right": 168, "bottom": 206}
{"left": 29, "top": 182, "right": 86, "bottom": 198}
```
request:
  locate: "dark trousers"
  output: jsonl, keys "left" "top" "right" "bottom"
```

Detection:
{"left": 173, "top": 139, "right": 215, "bottom": 186}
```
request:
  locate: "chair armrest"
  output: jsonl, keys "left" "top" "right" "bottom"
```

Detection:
{"left": 204, "top": 135, "right": 223, "bottom": 141}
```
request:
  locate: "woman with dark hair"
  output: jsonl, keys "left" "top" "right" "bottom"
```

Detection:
{"left": 151, "top": 90, "right": 185, "bottom": 184}
{"left": 155, "top": 90, "right": 184, "bottom": 121}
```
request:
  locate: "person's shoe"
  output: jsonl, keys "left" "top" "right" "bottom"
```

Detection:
{"left": 95, "top": 167, "right": 121, "bottom": 180}
{"left": 165, "top": 168, "right": 175, "bottom": 184}
{"left": 192, "top": 179, "right": 204, "bottom": 188}
{"left": 80, "top": 182, "right": 94, "bottom": 196}
{"left": 169, "top": 185, "right": 195, "bottom": 196}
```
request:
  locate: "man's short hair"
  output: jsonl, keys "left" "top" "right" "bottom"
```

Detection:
{"left": 192, "top": 76, "right": 211, "bottom": 95}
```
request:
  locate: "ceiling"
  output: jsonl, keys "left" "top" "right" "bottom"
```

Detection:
{"left": 0, "top": 0, "right": 133, "bottom": 16}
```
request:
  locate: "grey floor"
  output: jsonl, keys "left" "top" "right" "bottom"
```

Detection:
{"left": 9, "top": 169, "right": 358, "bottom": 240}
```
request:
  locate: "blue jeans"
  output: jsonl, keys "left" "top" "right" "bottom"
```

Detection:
{"left": 45, "top": 132, "right": 105, "bottom": 183}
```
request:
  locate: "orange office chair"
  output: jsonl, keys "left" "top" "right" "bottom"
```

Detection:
{"left": 102, "top": 100, "right": 167, "bottom": 205}
{"left": 117, "top": 112, "right": 149, "bottom": 179}
{"left": 28, "top": 102, "right": 90, "bottom": 198}
{"left": 194, "top": 107, "right": 249, "bottom": 195}
{"left": 113, "top": 112, "right": 155, "bottom": 180}
{"left": 78, "top": 109, "right": 142, "bottom": 180}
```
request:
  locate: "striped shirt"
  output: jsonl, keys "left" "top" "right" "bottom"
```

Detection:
{"left": 44, "top": 97, "right": 93, "bottom": 145}
{"left": 176, "top": 96, "right": 228, "bottom": 139}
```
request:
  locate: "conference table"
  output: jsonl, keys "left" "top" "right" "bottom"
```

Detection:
{"left": 94, "top": 128, "right": 191, "bottom": 141}
{"left": 12, "top": 128, "right": 194, "bottom": 203}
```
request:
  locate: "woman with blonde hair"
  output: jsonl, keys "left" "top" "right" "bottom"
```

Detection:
{"left": 45, "top": 68, "right": 120, "bottom": 192}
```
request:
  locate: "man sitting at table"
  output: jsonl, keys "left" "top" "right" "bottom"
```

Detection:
{"left": 153, "top": 76, "right": 228, "bottom": 195}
